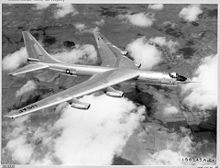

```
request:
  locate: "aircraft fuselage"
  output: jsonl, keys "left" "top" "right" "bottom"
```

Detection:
{"left": 47, "top": 62, "right": 187, "bottom": 86}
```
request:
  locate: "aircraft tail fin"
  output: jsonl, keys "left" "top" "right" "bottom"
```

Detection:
{"left": 22, "top": 31, "right": 60, "bottom": 63}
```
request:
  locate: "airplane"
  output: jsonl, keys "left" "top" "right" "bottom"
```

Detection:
{"left": 5, "top": 30, "right": 192, "bottom": 119}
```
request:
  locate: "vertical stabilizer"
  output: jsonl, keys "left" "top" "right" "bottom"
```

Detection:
{"left": 22, "top": 31, "right": 60, "bottom": 63}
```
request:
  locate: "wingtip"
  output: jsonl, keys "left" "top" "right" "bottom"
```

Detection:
{"left": 92, "top": 27, "right": 100, "bottom": 34}
{"left": 22, "top": 31, "right": 32, "bottom": 38}
{"left": 22, "top": 30, "right": 30, "bottom": 34}
{"left": 8, "top": 72, "right": 16, "bottom": 77}
{"left": 4, "top": 114, "right": 16, "bottom": 119}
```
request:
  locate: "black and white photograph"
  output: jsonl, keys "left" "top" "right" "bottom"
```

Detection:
{"left": 1, "top": 2, "right": 218, "bottom": 166}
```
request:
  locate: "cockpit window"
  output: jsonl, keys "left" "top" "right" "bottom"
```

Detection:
{"left": 169, "top": 72, "right": 187, "bottom": 81}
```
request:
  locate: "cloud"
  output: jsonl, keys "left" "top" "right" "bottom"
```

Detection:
{"left": 120, "top": 13, "right": 155, "bottom": 27}
{"left": 52, "top": 44, "right": 98, "bottom": 65}
{"left": 164, "top": 104, "right": 179, "bottom": 115}
{"left": 3, "top": 94, "right": 145, "bottom": 165}
{"left": 144, "top": 149, "right": 183, "bottom": 165}
{"left": 3, "top": 43, "right": 98, "bottom": 72}
{"left": 16, "top": 80, "right": 37, "bottom": 97}
{"left": 2, "top": 47, "right": 28, "bottom": 71}
{"left": 3, "top": 116, "right": 33, "bottom": 164}
{"left": 126, "top": 36, "right": 179, "bottom": 70}
{"left": 6, "top": 136, "right": 34, "bottom": 164}
{"left": 54, "top": 4, "right": 78, "bottom": 19}
{"left": 53, "top": 95, "right": 145, "bottom": 165}
{"left": 94, "top": 18, "right": 105, "bottom": 26}
{"left": 126, "top": 37, "right": 162, "bottom": 69}
{"left": 34, "top": 4, "right": 51, "bottom": 10}
{"left": 141, "top": 124, "right": 196, "bottom": 165}
{"left": 142, "top": 124, "right": 215, "bottom": 165}
{"left": 148, "top": 4, "right": 164, "bottom": 10}
{"left": 181, "top": 54, "right": 217, "bottom": 110}
{"left": 74, "top": 23, "right": 86, "bottom": 31}
{"left": 149, "top": 36, "right": 179, "bottom": 53}
{"left": 2, "top": 109, "right": 60, "bottom": 164}
{"left": 179, "top": 5, "right": 203, "bottom": 22}
{"left": 143, "top": 86, "right": 181, "bottom": 122}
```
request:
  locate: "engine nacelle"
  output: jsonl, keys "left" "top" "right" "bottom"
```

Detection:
{"left": 121, "top": 50, "right": 128, "bottom": 56}
{"left": 70, "top": 98, "right": 90, "bottom": 110}
{"left": 105, "top": 87, "right": 124, "bottom": 97}
{"left": 27, "top": 58, "right": 40, "bottom": 62}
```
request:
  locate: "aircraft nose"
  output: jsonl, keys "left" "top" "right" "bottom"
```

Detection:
{"left": 177, "top": 75, "right": 187, "bottom": 81}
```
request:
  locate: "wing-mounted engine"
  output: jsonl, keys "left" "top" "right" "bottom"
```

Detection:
{"left": 105, "top": 87, "right": 124, "bottom": 97}
{"left": 69, "top": 98, "right": 90, "bottom": 110}
{"left": 27, "top": 58, "right": 40, "bottom": 62}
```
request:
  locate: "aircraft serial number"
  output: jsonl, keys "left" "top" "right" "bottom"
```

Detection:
{"left": 19, "top": 104, "right": 38, "bottom": 113}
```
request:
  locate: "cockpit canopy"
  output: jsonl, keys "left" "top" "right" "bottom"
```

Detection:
{"left": 168, "top": 72, "right": 187, "bottom": 81}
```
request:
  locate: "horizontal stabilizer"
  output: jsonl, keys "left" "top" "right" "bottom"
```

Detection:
{"left": 9, "top": 63, "right": 49, "bottom": 76}
{"left": 22, "top": 31, "right": 61, "bottom": 63}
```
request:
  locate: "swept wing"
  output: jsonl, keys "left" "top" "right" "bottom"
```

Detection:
{"left": 93, "top": 30, "right": 136, "bottom": 68}
{"left": 5, "top": 69, "right": 139, "bottom": 119}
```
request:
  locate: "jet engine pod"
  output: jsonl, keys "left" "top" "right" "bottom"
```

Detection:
{"left": 70, "top": 98, "right": 90, "bottom": 110}
{"left": 105, "top": 87, "right": 124, "bottom": 97}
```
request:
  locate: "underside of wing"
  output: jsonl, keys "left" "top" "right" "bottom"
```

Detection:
{"left": 5, "top": 69, "right": 139, "bottom": 119}
{"left": 93, "top": 30, "right": 136, "bottom": 68}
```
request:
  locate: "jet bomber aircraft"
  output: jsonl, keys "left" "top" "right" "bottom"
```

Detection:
{"left": 5, "top": 30, "right": 191, "bottom": 119}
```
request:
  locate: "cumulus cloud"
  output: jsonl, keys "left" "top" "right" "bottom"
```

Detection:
{"left": 6, "top": 136, "right": 34, "bottom": 164}
{"left": 126, "top": 37, "right": 162, "bottom": 69}
{"left": 3, "top": 116, "right": 32, "bottom": 164}
{"left": 53, "top": 95, "right": 145, "bottom": 165}
{"left": 142, "top": 125, "right": 215, "bottom": 165}
{"left": 149, "top": 36, "right": 179, "bottom": 53}
{"left": 3, "top": 43, "right": 97, "bottom": 72}
{"left": 181, "top": 54, "right": 217, "bottom": 110}
{"left": 34, "top": 4, "right": 51, "bottom": 10}
{"left": 164, "top": 104, "right": 179, "bottom": 115}
{"left": 16, "top": 80, "right": 37, "bottom": 97}
{"left": 179, "top": 5, "right": 203, "bottom": 22}
{"left": 120, "top": 13, "right": 155, "bottom": 27}
{"left": 54, "top": 4, "right": 78, "bottom": 19}
{"left": 144, "top": 149, "right": 183, "bottom": 165}
{"left": 148, "top": 4, "right": 164, "bottom": 10}
{"left": 141, "top": 124, "right": 197, "bottom": 165}
{"left": 52, "top": 44, "right": 98, "bottom": 65}
{"left": 143, "top": 86, "right": 181, "bottom": 122}
{"left": 3, "top": 94, "right": 145, "bottom": 165}
{"left": 2, "top": 47, "right": 28, "bottom": 71}
{"left": 94, "top": 18, "right": 105, "bottom": 26}
{"left": 74, "top": 23, "right": 86, "bottom": 31}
